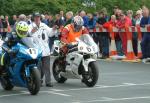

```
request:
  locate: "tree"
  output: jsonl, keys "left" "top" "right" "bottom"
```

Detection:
{"left": 1, "top": 0, "right": 150, "bottom": 16}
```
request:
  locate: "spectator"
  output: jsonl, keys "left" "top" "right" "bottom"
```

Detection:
{"left": 96, "top": 11, "right": 109, "bottom": 59}
{"left": 0, "top": 16, "right": 3, "bottom": 36}
{"left": 135, "top": 10, "right": 143, "bottom": 25}
{"left": 101, "top": 7, "right": 109, "bottom": 21}
{"left": 54, "top": 14, "right": 64, "bottom": 28}
{"left": 0, "top": 15, "right": 5, "bottom": 39}
{"left": 48, "top": 15, "right": 55, "bottom": 28}
{"left": 103, "top": 15, "right": 123, "bottom": 56}
{"left": 103, "top": 15, "right": 117, "bottom": 29}
{"left": 79, "top": 10, "right": 89, "bottom": 27}
{"left": 10, "top": 15, "right": 17, "bottom": 26}
{"left": 13, "top": 14, "right": 26, "bottom": 30}
{"left": 65, "top": 11, "right": 74, "bottom": 26}
{"left": 116, "top": 11, "right": 132, "bottom": 55}
{"left": 140, "top": 7, "right": 150, "bottom": 60}
{"left": 2, "top": 16, "right": 9, "bottom": 38}
{"left": 115, "top": 9, "right": 122, "bottom": 20}
{"left": 127, "top": 10, "right": 135, "bottom": 25}
{"left": 42, "top": 13, "right": 49, "bottom": 25}
{"left": 27, "top": 15, "right": 32, "bottom": 25}
{"left": 48, "top": 15, "right": 57, "bottom": 54}
{"left": 113, "top": 6, "right": 119, "bottom": 15}
{"left": 18, "top": 14, "right": 26, "bottom": 21}
{"left": 41, "top": 14, "right": 45, "bottom": 23}
{"left": 97, "top": 12, "right": 107, "bottom": 25}
{"left": 127, "top": 10, "right": 138, "bottom": 56}
{"left": 87, "top": 13, "right": 97, "bottom": 29}
{"left": 93, "top": 12, "right": 99, "bottom": 21}
{"left": 87, "top": 13, "right": 97, "bottom": 47}
{"left": 140, "top": 6, "right": 149, "bottom": 28}
{"left": 60, "top": 11, "right": 66, "bottom": 25}
{"left": 5, "top": 16, "right": 10, "bottom": 28}
{"left": 133, "top": 10, "right": 142, "bottom": 56}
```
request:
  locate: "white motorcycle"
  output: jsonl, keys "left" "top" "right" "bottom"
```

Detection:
{"left": 52, "top": 34, "right": 99, "bottom": 87}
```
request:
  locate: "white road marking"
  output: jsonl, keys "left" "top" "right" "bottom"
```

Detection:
{"left": 22, "top": 90, "right": 71, "bottom": 97}
{"left": 50, "top": 89, "right": 64, "bottom": 92}
{"left": 0, "top": 90, "right": 71, "bottom": 98}
{"left": 0, "top": 92, "right": 28, "bottom": 98}
{"left": 123, "top": 83, "right": 136, "bottom": 85}
{"left": 0, "top": 83, "right": 150, "bottom": 98}
{"left": 20, "top": 91, "right": 29, "bottom": 93}
{"left": 46, "top": 91, "right": 71, "bottom": 97}
{"left": 72, "top": 96, "right": 150, "bottom": 103}
{"left": 102, "top": 71, "right": 147, "bottom": 75}
{"left": 101, "top": 97, "right": 114, "bottom": 100}
{"left": 50, "top": 82, "right": 150, "bottom": 92}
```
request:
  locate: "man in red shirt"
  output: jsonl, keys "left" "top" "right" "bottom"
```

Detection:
{"left": 103, "top": 15, "right": 117, "bottom": 28}
{"left": 116, "top": 12, "right": 132, "bottom": 55}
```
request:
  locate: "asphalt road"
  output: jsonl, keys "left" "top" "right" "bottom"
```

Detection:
{"left": 0, "top": 59, "right": 150, "bottom": 103}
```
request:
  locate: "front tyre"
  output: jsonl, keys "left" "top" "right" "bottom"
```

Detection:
{"left": 82, "top": 62, "right": 99, "bottom": 87}
{"left": 0, "top": 77, "right": 14, "bottom": 90}
{"left": 27, "top": 67, "right": 40, "bottom": 95}
{"left": 53, "top": 59, "right": 67, "bottom": 83}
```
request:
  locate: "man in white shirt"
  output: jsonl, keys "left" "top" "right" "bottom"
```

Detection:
{"left": 28, "top": 12, "right": 57, "bottom": 87}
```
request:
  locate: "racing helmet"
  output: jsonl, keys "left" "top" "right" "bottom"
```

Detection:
{"left": 16, "top": 21, "right": 29, "bottom": 38}
{"left": 72, "top": 16, "right": 84, "bottom": 32}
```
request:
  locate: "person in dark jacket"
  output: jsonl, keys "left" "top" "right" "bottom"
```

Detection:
{"left": 60, "top": 11, "right": 66, "bottom": 26}
{"left": 140, "top": 7, "right": 150, "bottom": 60}
{"left": 79, "top": 10, "right": 89, "bottom": 27}
{"left": 54, "top": 14, "right": 64, "bottom": 28}
{"left": 65, "top": 11, "right": 74, "bottom": 26}
{"left": 10, "top": 15, "right": 17, "bottom": 27}
{"left": 2, "top": 16, "right": 10, "bottom": 39}
{"left": 48, "top": 15, "right": 55, "bottom": 28}
{"left": 48, "top": 15, "right": 56, "bottom": 54}
{"left": 0, "top": 16, "right": 3, "bottom": 37}
{"left": 96, "top": 12, "right": 109, "bottom": 59}
{"left": 87, "top": 13, "right": 97, "bottom": 29}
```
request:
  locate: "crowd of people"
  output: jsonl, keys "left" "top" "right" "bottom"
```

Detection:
{"left": 0, "top": 6, "right": 150, "bottom": 62}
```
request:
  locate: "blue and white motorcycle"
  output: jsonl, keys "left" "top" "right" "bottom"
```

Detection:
{"left": 0, "top": 37, "right": 42, "bottom": 95}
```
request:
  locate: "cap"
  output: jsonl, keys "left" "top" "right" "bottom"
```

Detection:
{"left": 33, "top": 12, "right": 41, "bottom": 17}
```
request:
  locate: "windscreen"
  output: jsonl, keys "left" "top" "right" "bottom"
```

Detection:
{"left": 79, "top": 34, "right": 96, "bottom": 46}
{"left": 78, "top": 34, "right": 99, "bottom": 53}
{"left": 21, "top": 37, "right": 41, "bottom": 49}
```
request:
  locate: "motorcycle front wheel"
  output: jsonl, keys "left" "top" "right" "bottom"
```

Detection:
{"left": 27, "top": 67, "right": 40, "bottom": 95}
{"left": 53, "top": 59, "right": 67, "bottom": 83}
{"left": 82, "top": 62, "right": 99, "bottom": 87}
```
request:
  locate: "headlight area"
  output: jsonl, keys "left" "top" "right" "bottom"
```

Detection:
{"left": 83, "top": 54, "right": 97, "bottom": 60}
{"left": 86, "top": 47, "right": 92, "bottom": 52}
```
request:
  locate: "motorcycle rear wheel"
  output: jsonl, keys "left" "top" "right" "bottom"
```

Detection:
{"left": 0, "top": 76, "right": 14, "bottom": 90}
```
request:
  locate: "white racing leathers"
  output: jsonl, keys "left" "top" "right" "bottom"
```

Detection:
{"left": 28, "top": 22, "right": 57, "bottom": 57}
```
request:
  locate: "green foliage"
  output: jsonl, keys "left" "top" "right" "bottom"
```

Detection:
{"left": 1, "top": 0, "right": 150, "bottom": 16}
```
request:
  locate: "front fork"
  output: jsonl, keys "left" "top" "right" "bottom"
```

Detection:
{"left": 82, "top": 58, "right": 96, "bottom": 72}
{"left": 25, "top": 65, "right": 37, "bottom": 77}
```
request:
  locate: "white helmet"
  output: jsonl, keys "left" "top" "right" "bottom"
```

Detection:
{"left": 72, "top": 16, "right": 84, "bottom": 32}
